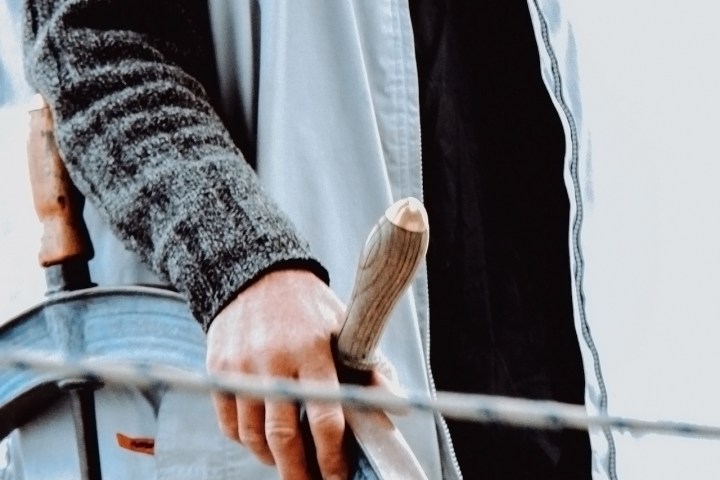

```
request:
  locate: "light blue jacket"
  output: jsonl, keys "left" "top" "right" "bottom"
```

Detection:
{"left": 206, "top": 1, "right": 455, "bottom": 478}
{"left": 75, "top": 1, "right": 587, "bottom": 479}
{"left": 85, "top": 0, "right": 460, "bottom": 478}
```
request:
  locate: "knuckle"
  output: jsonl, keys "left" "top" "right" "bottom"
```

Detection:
{"left": 206, "top": 355, "right": 233, "bottom": 372}
{"left": 239, "top": 429, "right": 266, "bottom": 450}
{"left": 310, "top": 408, "right": 344, "bottom": 437}
{"left": 205, "top": 357, "right": 224, "bottom": 373}
{"left": 265, "top": 422, "right": 301, "bottom": 449}
{"left": 207, "top": 354, "right": 253, "bottom": 374}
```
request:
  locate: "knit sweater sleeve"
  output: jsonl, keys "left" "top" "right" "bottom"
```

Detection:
{"left": 22, "top": 0, "right": 329, "bottom": 330}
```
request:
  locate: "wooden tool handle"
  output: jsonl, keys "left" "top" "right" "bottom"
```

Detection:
{"left": 334, "top": 197, "right": 430, "bottom": 479}
{"left": 336, "top": 197, "right": 429, "bottom": 371}
{"left": 27, "top": 94, "right": 92, "bottom": 267}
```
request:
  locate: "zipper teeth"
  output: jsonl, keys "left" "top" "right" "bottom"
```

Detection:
{"left": 422, "top": 282, "right": 463, "bottom": 479}
{"left": 416, "top": 105, "right": 463, "bottom": 480}
{"left": 398, "top": 0, "right": 462, "bottom": 474}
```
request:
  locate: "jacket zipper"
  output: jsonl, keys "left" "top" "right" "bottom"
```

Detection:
{"left": 422, "top": 280, "right": 463, "bottom": 479}
{"left": 416, "top": 112, "right": 463, "bottom": 480}
{"left": 396, "top": 0, "right": 462, "bottom": 475}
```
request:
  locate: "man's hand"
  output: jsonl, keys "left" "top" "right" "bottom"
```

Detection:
{"left": 207, "top": 269, "right": 348, "bottom": 480}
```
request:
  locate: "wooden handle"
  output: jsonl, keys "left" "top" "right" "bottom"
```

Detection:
{"left": 27, "top": 94, "right": 92, "bottom": 267}
{"left": 335, "top": 198, "right": 430, "bottom": 479}
{"left": 336, "top": 197, "right": 429, "bottom": 371}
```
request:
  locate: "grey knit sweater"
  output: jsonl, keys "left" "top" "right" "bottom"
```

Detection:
{"left": 23, "top": 0, "right": 328, "bottom": 330}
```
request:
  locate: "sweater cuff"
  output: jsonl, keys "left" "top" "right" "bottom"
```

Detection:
{"left": 159, "top": 209, "right": 330, "bottom": 330}
{"left": 137, "top": 162, "right": 330, "bottom": 330}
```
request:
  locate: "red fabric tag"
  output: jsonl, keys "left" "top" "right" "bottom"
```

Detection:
{"left": 116, "top": 433, "right": 155, "bottom": 455}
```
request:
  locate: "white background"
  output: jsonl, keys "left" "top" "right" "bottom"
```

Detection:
{"left": 0, "top": 1, "right": 44, "bottom": 325}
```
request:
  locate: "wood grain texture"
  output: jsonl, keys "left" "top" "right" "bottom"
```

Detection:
{"left": 337, "top": 198, "right": 429, "bottom": 371}
{"left": 26, "top": 95, "right": 91, "bottom": 267}
{"left": 336, "top": 198, "right": 430, "bottom": 479}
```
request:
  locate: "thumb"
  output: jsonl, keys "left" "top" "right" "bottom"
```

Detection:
{"left": 369, "top": 358, "right": 409, "bottom": 416}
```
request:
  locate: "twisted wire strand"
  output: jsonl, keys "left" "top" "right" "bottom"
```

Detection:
{"left": 1, "top": 348, "right": 718, "bottom": 440}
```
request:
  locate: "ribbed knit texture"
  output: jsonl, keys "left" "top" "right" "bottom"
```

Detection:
{"left": 22, "top": 0, "right": 328, "bottom": 330}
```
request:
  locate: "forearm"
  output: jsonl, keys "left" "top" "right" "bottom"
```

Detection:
{"left": 23, "top": 0, "right": 327, "bottom": 328}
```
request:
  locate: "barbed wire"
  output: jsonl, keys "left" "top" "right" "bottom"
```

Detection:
{"left": 1, "top": 348, "right": 719, "bottom": 440}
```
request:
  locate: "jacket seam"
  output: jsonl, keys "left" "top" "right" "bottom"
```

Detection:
{"left": 529, "top": 1, "right": 618, "bottom": 478}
